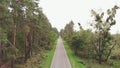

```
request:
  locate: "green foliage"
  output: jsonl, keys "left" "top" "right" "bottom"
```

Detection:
{"left": 60, "top": 5, "right": 120, "bottom": 66}
{"left": 71, "top": 36, "right": 84, "bottom": 49}
{"left": 60, "top": 20, "right": 74, "bottom": 43}
{"left": 71, "top": 35, "right": 84, "bottom": 55}
{"left": 63, "top": 40, "right": 85, "bottom": 68}
{"left": 0, "top": 0, "right": 58, "bottom": 67}
{"left": 0, "top": 28, "right": 7, "bottom": 43}
{"left": 91, "top": 5, "right": 119, "bottom": 63}
{"left": 40, "top": 40, "right": 57, "bottom": 68}
{"left": 71, "top": 29, "right": 94, "bottom": 58}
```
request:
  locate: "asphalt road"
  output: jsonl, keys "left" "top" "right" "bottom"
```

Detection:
{"left": 50, "top": 37, "right": 71, "bottom": 68}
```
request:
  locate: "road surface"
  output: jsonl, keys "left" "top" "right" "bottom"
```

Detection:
{"left": 50, "top": 37, "right": 71, "bottom": 68}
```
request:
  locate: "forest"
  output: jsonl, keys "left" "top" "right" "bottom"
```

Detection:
{"left": 0, "top": 0, "right": 120, "bottom": 68}
{"left": 0, "top": 0, "right": 58, "bottom": 68}
{"left": 60, "top": 5, "right": 120, "bottom": 68}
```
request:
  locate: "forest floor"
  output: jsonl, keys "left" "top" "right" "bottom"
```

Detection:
{"left": 80, "top": 58, "right": 120, "bottom": 68}
{"left": 15, "top": 50, "right": 43, "bottom": 68}
{"left": 15, "top": 40, "right": 58, "bottom": 68}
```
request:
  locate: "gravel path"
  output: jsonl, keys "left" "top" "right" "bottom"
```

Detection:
{"left": 50, "top": 37, "right": 71, "bottom": 68}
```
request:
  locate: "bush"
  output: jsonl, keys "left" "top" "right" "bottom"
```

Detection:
{"left": 70, "top": 30, "right": 94, "bottom": 58}
{"left": 71, "top": 35, "right": 84, "bottom": 55}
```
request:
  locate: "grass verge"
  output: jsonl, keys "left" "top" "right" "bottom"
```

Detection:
{"left": 39, "top": 39, "right": 58, "bottom": 68}
{"left": 80, "top": 58, "right": 120, "bottom": 68}
{"left": 63, "top": 40, "right": 86, "bottom": 68}
{"left": 63, "top": 41, "right": 120, "bottom": 68}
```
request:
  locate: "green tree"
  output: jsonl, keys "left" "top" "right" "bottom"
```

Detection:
{"left": 60, "top": 20, "right": 74, "bottom": 43}
{"left": 0, "top": 0, "right": 58, "bottom": 68}
{"left": 71, "top": 29, "right": 93, "bottom": 58}
{"left": 91, "top": 5, "right": 119, "bottom": 64}
{"left": 71, "top": 35, "right": 84, "bottom": 56}
{"left": 0, "top": 0, "right": 11, "bottom": 66}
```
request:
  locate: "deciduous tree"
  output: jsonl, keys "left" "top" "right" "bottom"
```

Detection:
{"left": 91, "top": 5, "right": 119, "bottom": 64}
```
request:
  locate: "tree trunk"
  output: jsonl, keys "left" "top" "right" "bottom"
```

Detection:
{"left": 74, "top": 48, "right": 78, "bottom": 56}
{"left": 11, "top": 23, "right": 16, "bottom": 68}
{"left": 98, "top": 54, "right": 102, "bottom": 64}
{"left": 24, "top": 32, "right": 27, "bottom": 62}
{"left": 27, "top": 27, "right": 33, "bottom": 58}
{"left": 0, "top": 28, "right": 2, "bottom": 67}
{"left": 105, "top": 44, "right": 115, "bottom": 62}
{"left": 29, "top": 28, "right": 33, "bottom": 57}
{"left": 0, "top": 42, "right": 2, "bottom": 67}
{"left": 13, "top": 23, "right": 16, "bottom": 47}
{"left": 24, "top": 26, "right": 33, "bottom": 62}
{"left": 11, "top": 57, "right": 15, "bottom": 68}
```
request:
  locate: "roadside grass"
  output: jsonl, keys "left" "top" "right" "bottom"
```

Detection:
{"left": 80, "top": 58, "right": 120, "bottom": 68}
{"left": 63, "top": 40, "right": 120, "bottom": 68}
{"left": 63, "top": 41, "right": 86, "bottom": 68}
{"left": 39, "top": 40, "right": 58, "bottom": 68}
{"left": 82, "top": 59, "right": 110, "bottom": 68}
{"left": 79, "top": 46, "right": 120, "bottom": 68}
{"left": 111, "top": 47, "right": 120, "bottom": 68}
{"left": 111, "top": 59, "right": 120, "bottom": 68}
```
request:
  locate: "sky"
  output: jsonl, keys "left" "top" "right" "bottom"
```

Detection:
{"left": 39, "top": 0, "right": 120, "bottom": 34}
